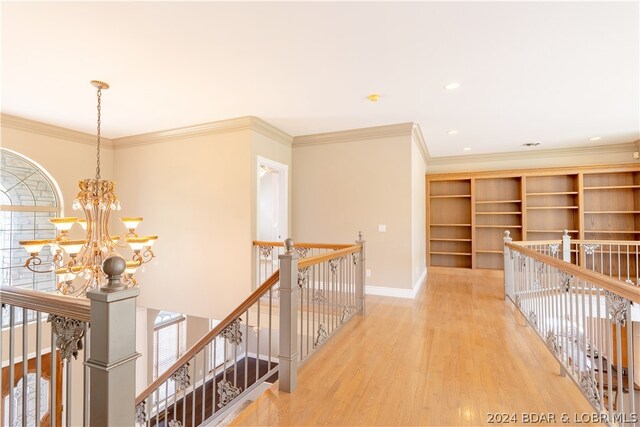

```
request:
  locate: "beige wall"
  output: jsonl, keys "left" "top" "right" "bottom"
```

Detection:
{"left": 112, "top": 125, "right": 291, "bottom": 318}
{"left": 114, "top": 130, "right": 254, "bottom": 320}
{"left": 292, "top": 134, "right": 415, "bottom": 291}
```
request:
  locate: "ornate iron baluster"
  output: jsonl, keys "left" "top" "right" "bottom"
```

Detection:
{"left": 170, "top": 364, "right": 191, "bottom": 391}
{"left": 47, "top": 314, "right": 87, "bottom": 361}
{"left": 605, "top": 291, "right": 628, "bottom": 327}
{"left": 217, "top": 380, "right": 241, "bottom": 408}
{"left": 221, "top": 318, "right": 243, "bottom": 345}
{"left": 314, "top": 322, "right": 328, "bottom": 348}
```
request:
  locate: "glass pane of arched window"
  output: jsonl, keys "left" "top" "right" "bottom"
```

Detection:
{"left": 0, "top": 149, "right": 59, "bottom": 295}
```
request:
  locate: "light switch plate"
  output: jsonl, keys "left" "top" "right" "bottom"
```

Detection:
{"left": 378, "top": 224, "right": 386, "bottom": 232}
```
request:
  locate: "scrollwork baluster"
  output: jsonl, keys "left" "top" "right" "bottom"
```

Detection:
{"left": 221, "top": 318, "right": 243, "bottom": 345}
{"left": 47, "top": 314, "right": 87, "bottom": 362}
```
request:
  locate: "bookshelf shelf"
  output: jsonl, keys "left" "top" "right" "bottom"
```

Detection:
{"left": 476, "top": 212, "right": 522, "bottom": 215}
{"left": 429, "top": 194, "right": 471, "bottom": 199}
{"left": 527, "top": 191, "right": 579, "bottom": 196}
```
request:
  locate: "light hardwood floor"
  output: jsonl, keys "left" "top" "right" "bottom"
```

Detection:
{"left": 231, "top": 268, "right": 596, "bottom": 426}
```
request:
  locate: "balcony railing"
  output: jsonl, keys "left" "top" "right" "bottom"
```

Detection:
{"left": 2, "top": 234, "right": 366, "bottom": 426}
{"left": 1, "top": 286, "right": 91, "bottom": 426}
{"left": 504, "top": 231, "right": 640, "bottom": 425}
{"left": 134, "top": 234, "right": 366, "bottom": 426}
{"left": 2, "top": 260, "right": 141, "bottom": 426}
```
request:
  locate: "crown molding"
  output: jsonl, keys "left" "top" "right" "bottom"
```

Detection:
{"left": 112, "top": 116, "right": 292, "bottom": 149}
{"left": 112, "top": 116, "right": 254, "bottom": 148}
{"left": 425, "top": 141, "right": 639, "bottom": 167}
{"left": 292, "top": 122, "right": 415, "bottom": 147}
{"left": 411, "top": 124, "right": 429, "bottom": 164}
{"left": 0, "top": 113, "right": 114, "bottom": 148}
{"left": 250, "top": 116, "right": 293, "bottom": 147}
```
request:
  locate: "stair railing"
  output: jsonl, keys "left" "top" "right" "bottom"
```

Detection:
{"left": 135, "top": 233, "right": 365, "bottom": 427}
{"left": 504, "top": 232, "right": 640, "bottom": 424}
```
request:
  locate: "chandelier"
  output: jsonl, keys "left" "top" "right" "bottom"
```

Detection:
{"left": 18, "top": 80, "right": 157, "bottom": 296}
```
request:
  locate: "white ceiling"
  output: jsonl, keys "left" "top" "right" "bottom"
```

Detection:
{"left": 1, "top": 1, "right": 638, "bottom": 157}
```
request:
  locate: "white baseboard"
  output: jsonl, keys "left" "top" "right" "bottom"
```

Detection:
{"left": 413, "top": 268, "right": 427, "bottom": 294}
{"left": 365, "top": 285, "right": 415, "bottom": 299}
{"left": 365, "top": 268, "right": 427, "bottom": 299}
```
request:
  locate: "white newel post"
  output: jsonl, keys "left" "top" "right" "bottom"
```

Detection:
{"left": 278, "top": 238, "right": 299, "bottom": 393}
{"left": 85, "top": 256, "right": 140, "bottom": 426}
{"left": 503, "top": 230, "right": 513, "bottom": 300}
{"left": 562, "top": 229, "right": 571, "bottom": 263}
{"left": 356, "top": 231, "right": 366, "bottom": 315}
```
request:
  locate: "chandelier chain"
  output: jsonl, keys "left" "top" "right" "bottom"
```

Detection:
{"left": 96, "top": 87, "right": 102, "bottom": 182}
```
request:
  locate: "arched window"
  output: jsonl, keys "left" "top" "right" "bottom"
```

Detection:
{"left": 0, "top": 148, "right": 61, "bottom": 291}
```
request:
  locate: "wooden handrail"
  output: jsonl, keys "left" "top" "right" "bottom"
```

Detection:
{"left": 511, "top": 239, "right": 639, "bottom": 246}
{"left": 571, "top": 239, "right": 640, "bottom": 245}
{"left": 511, "top": 240, "right": 562, "bottom": 246}
{"left": 135, "top": 270, "right": 281, "bottom": 405}
{"left": 0, "top": 285, "right": 91, "bottom": 322}
{"left": 299, "top": 245, "right": 361, "bottom": 268}
{"left": 252, "top": 240, "right": 353, "bottom": 250}
{"left": 506, "top": 242, "right": 640, "bottom": 303}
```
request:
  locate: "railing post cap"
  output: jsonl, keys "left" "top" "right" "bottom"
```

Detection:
{"left": 101, "top": 255, "right": 127, "bottom": 292}
{"left": 358, "top": 231, "right": 363, "bottom": 240}
{"left": 563, "top": 229, "right": 569, "bottom": 237}
{"left": 504, "top": 230, "right": 511, "bottom": 238}
{"left": 284, "top": 238, "right": 294, "bottom": 253}
{"left": 102, "top": 256, "right": 126, "bottom": 277}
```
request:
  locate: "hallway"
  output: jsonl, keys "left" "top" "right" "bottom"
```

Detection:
{"left": 231, "top": 268, "right": 595, "bottom": 426}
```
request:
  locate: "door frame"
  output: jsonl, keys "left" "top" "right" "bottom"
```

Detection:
{"left": 256, "top": 156, "right": 288, "bottom": 242}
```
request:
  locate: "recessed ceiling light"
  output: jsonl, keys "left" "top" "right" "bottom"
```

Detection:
{"left": 444, "top": 82, "right": 461, "bottom": 90}
{"left": 447, "top": 130, "right": 459, "bottom": 135}
{"left": 522, "top": 142, "right": 541, "bottom": 147}
{"left": 589, "top": 136, "right": 602, "bottom": 141}
{"left": 463, "top": 147, "right": 471, "bottom": 151}
{"left": 367, "top": 93, "right": 380, "bottom": 102}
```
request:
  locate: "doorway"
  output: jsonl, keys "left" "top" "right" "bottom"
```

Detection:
{"left": 257, "top": 157, "right": 288, "bottom": 242}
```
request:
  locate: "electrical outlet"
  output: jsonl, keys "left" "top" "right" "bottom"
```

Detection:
{"left": 366, "top": 269, "right": 372, "bottom": 277}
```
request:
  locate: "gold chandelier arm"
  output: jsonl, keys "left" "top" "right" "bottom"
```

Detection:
{"left": 122, "top": 274, "right": 137, "bottom": 287}
{"left": 135, "top": 248, "right": 155, "bottom": 265}
{"left": 23, "top": 256, "right": 56, "bottom": 274}
{"left": 52, "top": 251, "right": 64, "bottom": 265}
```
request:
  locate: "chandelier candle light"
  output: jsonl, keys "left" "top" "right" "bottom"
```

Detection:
{"left": 19, "top": 80, "right": 158, "bottom": 295}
